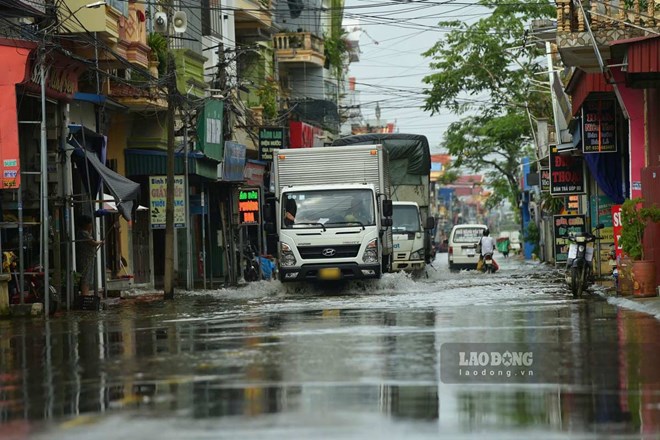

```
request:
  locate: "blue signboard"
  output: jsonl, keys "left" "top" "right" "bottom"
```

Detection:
{"left": 222, "top": 141, "right": 246, "bottom": 181}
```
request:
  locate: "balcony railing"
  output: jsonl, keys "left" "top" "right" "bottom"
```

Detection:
{"left": 273, "top": 32, "right": 325, "bottom": 67}
{"left": 556, "top": 0, "right": 659, "bottom": 33}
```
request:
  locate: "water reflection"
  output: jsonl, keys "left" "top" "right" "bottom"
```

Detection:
{"left": 0, "top": 291, "right": 658, "bottom": 438}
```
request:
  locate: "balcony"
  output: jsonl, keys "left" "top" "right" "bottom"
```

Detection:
{"left": 235, "top": 0, "right": 273, "bottom": 40}
{"left": 556, "top": 0, "right": 660, "bottom": 71}
{"left": 273, "top": 32, "right": 325, "bottom": 68}
{"left": 103, "top": 63, "right": 167, "bottom": 112}
{"left": 57, "top": 1, "right": 152, "bottom": 70}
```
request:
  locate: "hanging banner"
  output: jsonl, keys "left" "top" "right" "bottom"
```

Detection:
{"left": 258, "top": 127, "right": 284, "bottom": 161}
{"left": 549, "top": 146, "right": 586, "bottom": 195}
{"left": 582, "top": 99, "right": 616, "bottom": 153}
{"left": 553, "top": 214, "right": 586, "bottom": 263}
{"left": 221, "top": 141, "right": 246, "bottom": 181}
{"left": 149, "top": 175, "right": 186, "bottom": 229}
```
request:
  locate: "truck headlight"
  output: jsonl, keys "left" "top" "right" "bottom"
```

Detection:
{"left": 280, "top": 242, "right": 297, "bottom": 267}
{"left": 410, "top": 248, "right": 424, "bottom": 260}
{"left": 362, "top": 239, "right": 378, "bottom": 264}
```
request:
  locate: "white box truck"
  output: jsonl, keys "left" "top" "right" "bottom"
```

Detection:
{"left": 333, "top": 134, "right": 435, "bottom": 273}
{"left": 268, "top": 145, "right": 393, "bottom": 283}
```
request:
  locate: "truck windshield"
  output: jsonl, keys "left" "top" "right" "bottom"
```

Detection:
{"left": 282, "top": 189, "right": 375, "bottom": 228}
{"left": 392, "top": 205, "right": 421, "bottom": 233}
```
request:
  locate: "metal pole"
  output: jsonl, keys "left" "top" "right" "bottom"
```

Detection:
{"left": 40, "top": 49, "right": 50, "bottom": 316}
{"left": 207, "top": 189, "right": 213, "bottom": 288}
{"left": 164, "top": 9, "right": 175, "bottom": 300}
{"left": 201, "top": 186, "right": 207, "bottom": 290}
{"left": 18, "top": 181, "right": 25, "bottom": 304}
{"left": 183, "top": 113, "right": 192, "bottom": 290}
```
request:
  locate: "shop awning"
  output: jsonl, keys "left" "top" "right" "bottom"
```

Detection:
{"left": 125, "top": 149, "right": 219, "bottom": 180}
{"left": 68, "top": 125, "right": 141, "bottom": 221}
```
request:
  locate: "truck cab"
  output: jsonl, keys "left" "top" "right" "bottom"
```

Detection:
{"left": 391, "top": 201, "right": 428, "bottom": 274}
{"left": 278, "top": 184, "right": 388, "bottom": 282}
{"left": 269, "top": 145, "right": 393, "bottom": 284}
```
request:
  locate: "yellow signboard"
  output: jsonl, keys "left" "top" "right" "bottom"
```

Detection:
{"left": 149, "top": 175, "right": 186, "bottom": 229}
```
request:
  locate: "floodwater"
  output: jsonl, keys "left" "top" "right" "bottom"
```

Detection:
{"left": 1, "top": 255, "right": 659, "bottom": 439}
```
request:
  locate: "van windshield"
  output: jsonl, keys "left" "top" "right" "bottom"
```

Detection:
{"left": 392, "top": 205, "right": 421, "bottom": 233}
{"left": 452, "top": 227, "right": 485, "bottom": 243}
{"left": 282, "top": 189, "right": 375, "bottom": 228}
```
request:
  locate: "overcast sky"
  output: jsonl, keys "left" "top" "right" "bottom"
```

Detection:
{"left": 344, "top": 0, "right": 490, "bottom": 152}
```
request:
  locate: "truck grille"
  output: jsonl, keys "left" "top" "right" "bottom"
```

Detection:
{"left": 298, "top": 245, "right": 360, "bottom": 259}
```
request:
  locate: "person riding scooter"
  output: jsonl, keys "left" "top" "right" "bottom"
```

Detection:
{"left": 477, "top": 229, "right": 499, "bottom": 273}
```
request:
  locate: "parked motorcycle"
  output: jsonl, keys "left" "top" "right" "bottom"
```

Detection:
{"left": 565, "top": 223, "right": 604, "bottom": 298}
{"left": 2, "top": 251, "right": 59, "bottom": 315}
{"left": 241, "top": 243, "right": 260, "bottom": 282}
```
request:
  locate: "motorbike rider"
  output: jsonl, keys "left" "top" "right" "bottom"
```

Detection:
{"left": 478, "top": 229, "right": 499, "bottom": 272}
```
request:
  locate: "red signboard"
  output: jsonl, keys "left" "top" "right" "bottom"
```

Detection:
{"left": 289, "top": 121, "right": 323, "bottom": 148}
{"left": 21, "top": 49, "right": 84, "bottom": 101}
{"left": 0, "top": 40, "right": 35, "bottom": 189}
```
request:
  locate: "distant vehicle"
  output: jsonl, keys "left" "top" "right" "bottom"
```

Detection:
{"left": 390, "top": 201, "right": 434, "bottom": 274}
{"left": 447, "top": 224, "right": 488, "bottom": 271}
{"left": 509, "top": 230, "right": 522, "bottom": 254}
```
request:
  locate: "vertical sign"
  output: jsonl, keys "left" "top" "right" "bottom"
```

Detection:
{"left": 238, "top": 187, "right": 261, "bottom": 226}
{"left": 540, "top": 168, "right": 550, "bottom": 192}
{"left": 582, "top": 100, "right": 616, "bottom": 153}
{"left": 259, "top": 127, "right": 284, "bottom": 161}
{"left": 197, "top": 100, "right": 224, "bottom": 161}
{"left": 550, "top": 146, "right": 586, "bottom": 195}
{"left": 553, "top": 214, "right": 586, "bottom": 263}
{"left": 611, "top": 205, "right": 623, "bottom": 260}
{"left": 149, "top": 175, "right": 186, "bottom": 229}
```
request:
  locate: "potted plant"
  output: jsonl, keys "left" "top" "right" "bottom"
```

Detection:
{"left": 620, "top": 198, "right": 660, "bottom": 297}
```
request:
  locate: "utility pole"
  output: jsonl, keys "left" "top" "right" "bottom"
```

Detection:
{"left": 40, "top": 46, "right": 50, "bottom": 316}
{"left": 163, "top": 8, "right": 176, "bottom": 300}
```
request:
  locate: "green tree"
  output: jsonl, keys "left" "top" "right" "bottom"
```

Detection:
{"left": 442, "top": 112, "right": 533, "bottom": 210}
{"left": 423, "top": 0, "right": 554, "bottom": 213}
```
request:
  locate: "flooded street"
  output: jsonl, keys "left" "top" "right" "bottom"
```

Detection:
{"left": 1, "top": 256, "right": 659, "bottom": 439}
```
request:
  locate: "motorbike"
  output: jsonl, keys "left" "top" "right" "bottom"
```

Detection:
{"left": 241, "top": 243, "right": 260, "bottom": 282}
{"left": 482, "top": 253, "right": 495, "bottom": 274}
{"left": 2, "top": 251, "right": 59, "bottom": 315}
{"left": 565, "top": 223, "right": 604, "bottom": 298}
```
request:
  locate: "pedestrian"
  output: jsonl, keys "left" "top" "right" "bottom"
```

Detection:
{"left": 76, "top": 215, "right": 103, "bottom": 296}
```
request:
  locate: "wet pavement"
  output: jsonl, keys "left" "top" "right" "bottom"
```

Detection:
{"left": 1, "top": 255, "right": 659, "bottom": 439}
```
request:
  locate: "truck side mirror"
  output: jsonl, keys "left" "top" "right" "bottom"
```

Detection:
{"left": 381, "top": 217, "right": 393, "bottom": 227}
{"left": 382, "top": 199, "right": 393, "bottom": 217}
{"left": 425, "top": 216, "right": 435, "bottom": 230}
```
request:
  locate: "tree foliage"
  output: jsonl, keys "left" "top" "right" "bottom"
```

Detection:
{"left": 423, "top": 0, "right": 554, "bottom": 213}
{"left": 442, "top": 112, "right": 533, "bottom": 210}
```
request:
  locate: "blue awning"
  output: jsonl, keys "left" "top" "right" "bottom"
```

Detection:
{"left": 74, "top": 92, "right": 128, "bottom": 111}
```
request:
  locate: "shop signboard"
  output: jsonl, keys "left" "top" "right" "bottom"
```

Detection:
{"left": 582, "top": 99, "right": 616, "bottom": 153}
{"left": 259, "top": 127, "right": 284, "bottom": 161}
{"left": 549, "top": 145, "right": 586, "bottom": 195}
{"left": 553, "top": 214, "right": 586, "bottom": 263}
{"left": 238, "top": 187, "right": 261, "bottom": 226}
{"left": 611, "top": 205, "right": 623, "bottom": 260}
{"left": 540, "top": 168, "right": 550, "bottom": 192}
{"left": 149, "top": 175, "right": 186, "bottom": 229}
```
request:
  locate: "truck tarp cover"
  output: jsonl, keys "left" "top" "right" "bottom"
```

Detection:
{"left": 332, "top": 134, "right": 430, "bottom": 185}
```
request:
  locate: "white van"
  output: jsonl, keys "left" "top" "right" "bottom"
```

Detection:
{"left": 447, "top": 224, "right": 488, "bottom": 271}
